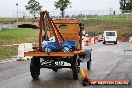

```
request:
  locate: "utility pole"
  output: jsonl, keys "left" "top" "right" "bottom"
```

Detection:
{"left": 16, "top": 3, "right": 18, "bottom": 25}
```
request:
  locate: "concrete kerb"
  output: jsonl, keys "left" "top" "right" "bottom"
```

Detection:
{"left": 0, "top": 56, "right": 18, "bottom": 63}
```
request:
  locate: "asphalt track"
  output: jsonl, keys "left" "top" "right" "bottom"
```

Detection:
{"left": 0, "top": 42, "right": 132, "bottom": 88}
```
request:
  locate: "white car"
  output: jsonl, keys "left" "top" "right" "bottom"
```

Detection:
{"left": 103, "top": 31, "right": 117, "bottom": 44}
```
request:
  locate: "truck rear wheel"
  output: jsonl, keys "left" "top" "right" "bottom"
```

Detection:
{"left": 72, "top": 58, "right": 79, "bottom": 80}
{"left": 30, "top": 57, "right": 40, "bottom": 79}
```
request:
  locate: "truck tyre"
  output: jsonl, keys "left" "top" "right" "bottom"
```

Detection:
{"left": 72, "top": 58, "right": 79, "bottom": 80}
{"left": 30, "top": 57, "right": 40, "bottom": 79}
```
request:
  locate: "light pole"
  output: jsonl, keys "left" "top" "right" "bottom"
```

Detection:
{"left": 16, "top": 3, "right": 18, "bottom": 24}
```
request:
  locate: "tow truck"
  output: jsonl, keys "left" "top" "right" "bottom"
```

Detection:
{"left": 24, "top": 11, "right": 92, "bottom": 80}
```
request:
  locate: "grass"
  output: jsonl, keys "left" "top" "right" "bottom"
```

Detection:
{"left": 0, "top": 18, "right": 16, "bottom": 21}
{"left": 0, "top": 46, "right": 17, "bottom": 60}
{"left": 0, "top": 18, "right": 39, "bottom": 23}
{"left": 81, "top": 18, "right": 132, "bottom": 40}
{"left": 98, "top": 15, "right": 132, "bottom": 22}
{"left": 0, "top": 28, "right": 39, "bottom": 45}
{"left": 0, "top": 28, "right": 39, "bottom": 60}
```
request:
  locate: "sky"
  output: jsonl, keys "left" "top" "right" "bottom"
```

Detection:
{"left": 0, "top": 0, "right": 120, "bottom": 17}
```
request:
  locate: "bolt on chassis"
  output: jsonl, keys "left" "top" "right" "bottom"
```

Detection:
{"left": 24, "top": 11, "right": 92, "bottom": 80}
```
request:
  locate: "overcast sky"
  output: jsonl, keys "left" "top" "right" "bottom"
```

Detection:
{"left": 0, "top": 0, "right": 120, "bottom": 17}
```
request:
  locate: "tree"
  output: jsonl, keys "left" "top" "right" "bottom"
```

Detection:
{"left": 120, "top": 0, "right": 132, "bottom": 13}
{"left": 25, "top": 0, "right": 42, "bottom": 18}
{"left": 54, "top": 0, "right": 71, "bottom": 18}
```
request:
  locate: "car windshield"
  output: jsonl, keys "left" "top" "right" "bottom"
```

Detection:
{"left": 106, "top": 32, "right": 115, "bottom": 36}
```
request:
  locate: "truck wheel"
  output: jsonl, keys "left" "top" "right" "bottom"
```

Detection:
{"left": 30, "top": 57, "right": 40, "bottom": 79}
{"left": 72, "top": 59, "right": 79, "bottom": 80}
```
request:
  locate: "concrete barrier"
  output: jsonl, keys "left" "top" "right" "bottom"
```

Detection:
{"left": 129, "top": 37, "right": 132, "bottom": 43}
{"left": 17, "top": 43, "right": 33, "bottom": 61}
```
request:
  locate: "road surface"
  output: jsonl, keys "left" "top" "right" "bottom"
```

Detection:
{"left": 0, "top": 42, "right": 132, "bottom": 88}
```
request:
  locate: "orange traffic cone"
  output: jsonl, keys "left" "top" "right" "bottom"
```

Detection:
{"left": 85, "top": 40, "right": 89, "bottom": 46}
{"left": 121, "top": 36, "right": 126, "bottom": 42}
{"left": 85, "top": 38, "right": 91, "bottom": 46}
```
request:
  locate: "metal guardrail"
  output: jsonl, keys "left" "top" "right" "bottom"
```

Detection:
{"left": 124, "top": 49, "right": 132, "bottom": 54}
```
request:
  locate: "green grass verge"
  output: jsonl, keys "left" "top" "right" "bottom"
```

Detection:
{"left": 0, "top": 28, "right": 39, "bottom": 45}
{"left": 0, "top": 18, "right": 16, "bottom": 21}
{"left": 0, "top": 47, "right": 17, "bottom": 60}
{"left": 98, "top": 15, "right": 132, "bottom": 22}
{"left": 0, "top": 18, "right": 39, "bottom": 23}
{"left": 0, "top": 28, "right": 39, "bottom": 60}
{"left": 81, "top": 18, "right": 132, "bottom": 40}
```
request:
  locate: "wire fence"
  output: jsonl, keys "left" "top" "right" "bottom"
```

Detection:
{"left": 13, "top": 10, "right": 132, "bottom": 20}
{"left": 48, "top": 10, "right": 132, "bottom": 20}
